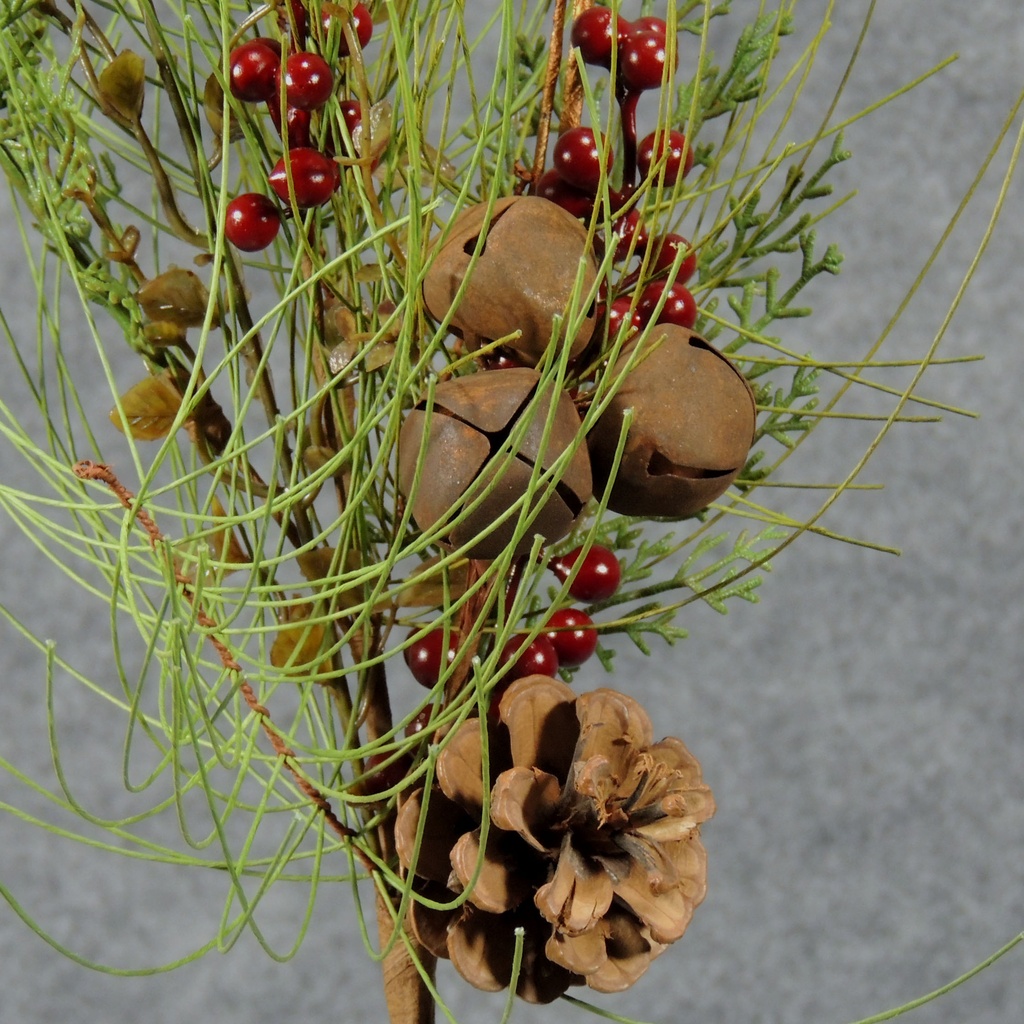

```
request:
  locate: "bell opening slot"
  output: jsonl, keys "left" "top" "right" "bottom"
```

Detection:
{"left": 647, "top": 450, "right": 733, "bottom": 480}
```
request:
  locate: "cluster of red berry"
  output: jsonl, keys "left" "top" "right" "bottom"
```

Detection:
{"left": 221, "top": 3, "right": 374, "bottom": 252}
{"left": 536, "top": 6, "right": 699, "bottom": 339}
{"left": 403, "top": 543, "right": 621, "bottom": 704}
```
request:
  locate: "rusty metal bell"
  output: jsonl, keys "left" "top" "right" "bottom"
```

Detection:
{"left": 398, "top": 368, "right": 593, "bottom": 559}
{"left": 422, "top": 196, "right": 598, "bottom": 366}
{"left": 587, "top": 326, "right": 756, "bottom": 517}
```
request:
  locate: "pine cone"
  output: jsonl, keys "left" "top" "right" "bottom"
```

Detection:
{"left": 394, "top": 676, "right": 714, "bottom": 1003}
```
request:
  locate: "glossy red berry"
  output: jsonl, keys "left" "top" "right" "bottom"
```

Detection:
{"left": 610, "top": 208, "right": 649, "bottom": 260}
{"left": 224, "top": 193, "right": 282, "bottom": 251}
{"left": 553, "top": 126, "right": 613, "bottom": 194}
{"left": 339, "top": 99, "right": 362, "bottom": 136}
{"left": 229, "top": 39, "right": 281, "bottom": 103}
{"left": 619, "top": 29, "right": 673, "bottom": 93}
{"left": 268, "top": 102, "right": 313, "bottom": 149}
{"left": 637, "top": 129, "right": 694, "bottom": 183}
{"left": 650, "top": 232, "right": 697, "bottom": 283}
{"left": 268, "top": 147, "right": 339, "bottom": 207}
{"left": 534, "top": 168, "right": 594, "bottom": 219}
{"left": 550, "top": 544, "right": 622, "bottom": 602}
{"left": 498, "top": 634, "right": 560, "bottom": 680}
{"left": 600, "top": 295, "right": 643, "bottom": 341}
{"left": 284, "top": 51, "right": 334, "bottom": 110}
{"left": 403, "top": 628, "right": 459, "bottom": 688}
{"left": 570, "top": 6, "right": 617, "bottom": 69}
{"left": 637, "top": 280, "right": 698, "bottom": 329}
{"left": 632, "top": 15, "right": 668, "bottom": 40}
{"left": 328, "top": 2, "right": 374, "bottom": 56}
{"left": 544, "top": 608, "right": 598, "bottom": 668}
{"left": 283, "top": 1, "right": 308, "bottom": 42}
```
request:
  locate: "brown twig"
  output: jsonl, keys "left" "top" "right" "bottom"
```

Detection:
{"left": 528, "top": 0, "right": 569, "bottom": 191}
{"left": 560, "top": 0, "right": 594, "bottom": 133}
{"left": 71, "top": 460, "right": 369, "bottom": 867}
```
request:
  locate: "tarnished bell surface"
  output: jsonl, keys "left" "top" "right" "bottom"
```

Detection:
{"left": 398, "top": 368, "right": 592, "bottom": 559}
{"left": 422, "top": 196, "right": 599, "bottom": 366}
{"left": 588, "top": 326, "right": 756, "bottom": 517}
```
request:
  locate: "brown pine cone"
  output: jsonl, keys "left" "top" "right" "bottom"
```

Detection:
{"left": 394, "top": 676, "right": 714, "bottom": 1003}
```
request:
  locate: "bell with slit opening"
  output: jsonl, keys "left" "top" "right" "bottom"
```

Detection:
{"left": 398, "top": 368, "right": 592, "bottom": 560}
{"left": 422, "top": 196, "right": 598, "bottom": 366}
{"left": 588, "top": 326, "right": 756, "bottom": 517}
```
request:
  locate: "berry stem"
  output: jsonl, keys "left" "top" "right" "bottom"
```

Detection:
{"left": 618, "top": 87, "right": 641, "bottom": 188}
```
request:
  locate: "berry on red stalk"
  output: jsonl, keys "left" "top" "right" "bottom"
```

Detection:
{"left": 498, "top": 634, "right": 560, "bottom": 680}
{"left": 404, "top": 706, "right": 433, "bottom": 738}
{"left": 224, "top": 193, "right": 282, "bottom": 251}
{"left": 570, "top": 6, "right": 617, "bottom": 69}
{"left": 360, "top": 751, "right": 412, "bottom": 795}
{"left": 403, "top": 628, "right": 459, "bottom": 688}
{"left": 283, "top": 51, "right": 335, "bottom": 111}
{"left": 339, "top": 99, "right": 362, "bottom": 136}
{"left": 552, "top": 126, "right": 613, "bottom": 194}
{"left": 534, "top": 168, "right": 594, "bottom": 219}
{"left": 619, "top": 29, "right": 673, "bottom": 93}
{"left": 268, "top": 147, "right": 339, "bottom": 207}
{"left": 229, "top": 39, "right": 281, "bottom": 103}
{"left": 610, "top": 208, "right": 649, "bottom": 261}
{"left": 637, "top": 280, "right": 698, "bottom": 330}
{"left": 550, "top": 544, "right": 622, "bottom": 602}
{"left": 268, "top": 102, "right": 313, "bottom": 149}
{"left": 326, "top": 2, "right": 374, "bottom": 56}
{"left": 599, "top": 295, "right": 643, "bottom": 342}
{"left": 649, "top": 232, "right": 697, "bottom": 283}
{"left": 637, "top": 129, "right": 694, "bottom": 184}
{"left": 544, "top": 608, "right": 598, "bottom": 668}
{"left": 632, "top": 15, "right": 668, "bottom": 41}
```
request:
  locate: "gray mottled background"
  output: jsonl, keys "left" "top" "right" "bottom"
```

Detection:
{"left": 2, "top": 2, "right": 1022, "bottom": 1023}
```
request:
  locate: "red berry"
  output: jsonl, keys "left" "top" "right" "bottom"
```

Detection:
{"left": 229, "top": 39, "right": 281, "bottom": 103}
{"left": 534, "top": 168, "right": 594, "bottom": 219}
{"left": 600, "top": 295, "right": 643, "bottom": 341}
{"left": 268, "top": 102, "right": 313, "bottom": 149}
{"left": 224, "top": 193, "right": 282, "bottom": 251}
{"left": 570, "top": 6, "right": 617, "bottom": 69}
{"left": 498, "top": 634, "right": 559, "bottom": 679}
{"left": 405, "top": 707, "right": 433, "bottom": 738}
{"left": 284, "top": 51, "right": 334, "bottom": 111}
{"left": 650, "top": 232, "right": 697, "bottom": 283}
{"left": 544, "top": 608, "right": 598, "bottom": 668}
{"left": 550, "top": 544, "right": 622, "bottom": 602}
{"left": 619, "top": 29, "right": 673, "bottom": 93}
{"left": 360, "top": 751, "right": 412, "bottom": 795}
{"left": 327, "top": 2, "right": 374, "bottom": 56}
{"left": 552, "top": 126, "right": 613, "bottom": 194}
{"left": 637, "top": 280, "right": 698, "bottom": 329}
{"left": 610, "top": 208, "right": 649, "bottom": 260}
{"left": 637, "top": 129, "right": 694, "bottom": 184}
{"left": 482, "top": 347, "right": 526, "bottom": 371}
{"left": 339, "top": 99, "right": 362, "bottom": 136}
{"left": 269, "top": 148, "right": 339, "bottom": 207}
{"left": 633, "top": 15, "right": 668, "bottom": 40}
{"left": 282, "top": 1, "right": 308, "bottom": 42}
{"left": 403, "top": 628, "right": 459, "bottom": 688}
